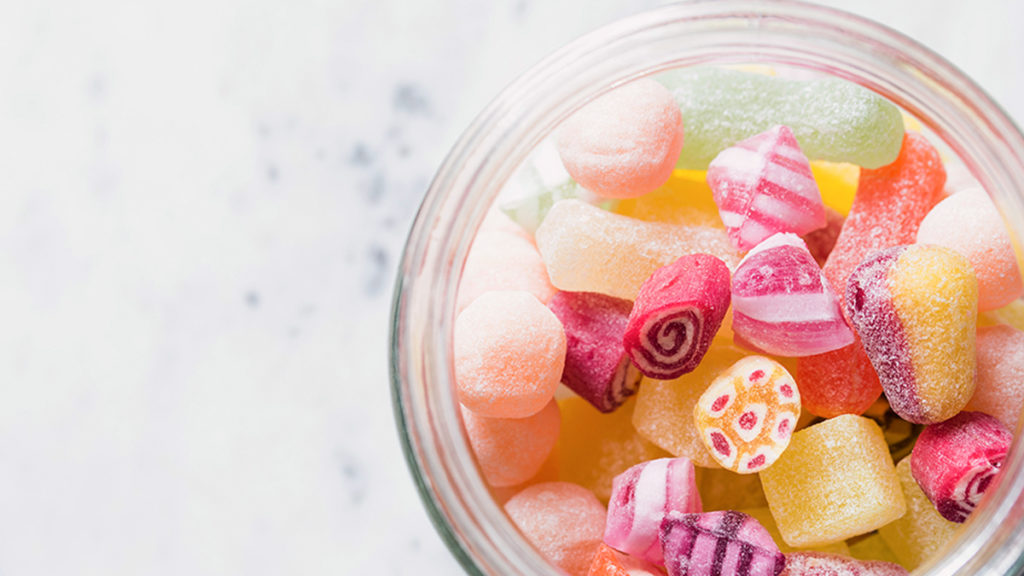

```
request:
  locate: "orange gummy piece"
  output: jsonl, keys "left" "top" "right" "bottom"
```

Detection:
{"left": 587, "top": 544, "right": 664, "bottom": 576}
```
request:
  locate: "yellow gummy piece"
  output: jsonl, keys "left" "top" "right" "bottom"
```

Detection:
{"left": 760, "top": 414, "right": 906, "bottom": 548}
{"left": 741, "top": 507, "right": 850, "bottom": 556}
{"left": 810, "top": 160, "right": 858, "bottom": 216}
{"left": 890, "top": 246, "right": 978, "bottom": 423}
{"left": 536, "top": 199, "right": 742, "bottom": 301}
{"left": 878, "top": 457, "right": 960, "bottom": 571}
{"left": 632, "top": 344, "right": 747, "bottom": 468}
{"left": 979, "top": 298, "right": 1024, "bottom": 331}
{"left": 697, "top": 467, "right": 768, "bottom": 511}
{"left": 613, "top": 170, "right": 722, "bottom": 227}
{"left": 557, "top": 395, "right": 670, "bottom": 504}
{"left": 847, "top": 533, "right": 901, "bottom": 565}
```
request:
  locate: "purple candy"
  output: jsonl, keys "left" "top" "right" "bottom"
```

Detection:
{"left": 548, "top": 291, "right": 640, "bottom": 412}
{"left": 605, "top": 458, "right": 702, "bottom": 565}
{"left": 661, "top": 510, "right": 785, "bottom": 576}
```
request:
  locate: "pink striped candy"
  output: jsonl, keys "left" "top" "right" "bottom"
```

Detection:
{"left": 604, "top": 457, "right": 702, "bottom": 565}
{"left": 708, "top": 125, "right": 827, "bottom": 252}
{"left": 731, "top": 233, "right": 854, "bottom": 357}
{"left": 661, "top": 510, "right": 786, "bottom": 576}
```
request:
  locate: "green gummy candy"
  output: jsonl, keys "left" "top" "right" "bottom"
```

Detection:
{"left": 658, "top": 67, "right": 905, "bottom": 170}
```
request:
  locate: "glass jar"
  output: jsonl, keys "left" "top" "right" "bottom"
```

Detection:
{"left": 390, "top": 1, "right": 1024, "bottom": 574}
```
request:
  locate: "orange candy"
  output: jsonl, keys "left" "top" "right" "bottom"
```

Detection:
{"left": 462, "top": 400, "right": 561, "bottom": 487}
{"left": 587, "top": 544, "right": 664, "bottom": 576}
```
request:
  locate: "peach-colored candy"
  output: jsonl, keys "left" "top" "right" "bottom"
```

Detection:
{"left": 967, "top": 324, "right": 1024, "bottom": 431}
{"left": 457, "top": 210, "right": 556, "bottom": 313}
{"left": 556, "top": 79, "right": 684, "bottom": 199}
{"left": 455, "top": 291, "right": 566, "bottom": 418}
{"left": 505, "top": 482, "right": 608, "bottom": 576}
{"left": 462, "top": 400, "right": 561, "bottom": 487}
{"left": 489, "top": 443, "right": 561, "bottom": 505}
{"left": 916, "top": 188, "right": 1023, "bottom": 311}
{"left": 694, "top": 356, "right": 801, "bottom": 473}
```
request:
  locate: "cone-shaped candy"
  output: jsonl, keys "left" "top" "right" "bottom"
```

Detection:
{"left": 845, "top": 245, "right": 978, "bottom": 424}
{"left": 660, "top": 510, "right": 786, "bottom": 576}
{"left": 604, "top": 457, "right": 702, "bottom": 565}
{"left": 910, "top": 411, "right": 1012, "bottom": 523}
{"left": 707, "top": 125, "right": 826, "bottom": 251}
{"left": 731, "top": 234, "right": 853, "bottom": 357}
{"left": 624, "top": 254, "right": 731, "bottom": 380}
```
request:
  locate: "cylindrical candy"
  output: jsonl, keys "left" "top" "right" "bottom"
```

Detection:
{"left": 694, "top": 356, "right": 801, "bottom": 473}
{"left": 624, "top": 254, "right": 731, "bottom": 380}
{"left": 462, "top": 400, "right": 560, "bottom": 487}
{"left": 660, "top": 510, "right": 786, "bottom": 576}
{"left": 604, "top": 457, "right": 702, "bottom": 565}
{"left": 455, "top": 291, "right": 566, "bottom": 418}
{"left": 845, "top": 245, "right": 978, "bottom": 424}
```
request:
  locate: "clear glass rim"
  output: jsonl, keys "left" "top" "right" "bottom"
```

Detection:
{"left": 390, "top": 1, "right": 1024, "bottom": 575}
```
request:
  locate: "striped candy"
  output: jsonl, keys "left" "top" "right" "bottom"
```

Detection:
{"left": 731, "top": 233, "right": 854, "bottom": 357}
{"left": 660, "top": 510, "right": 786, "bottom": 576}
{"left": 604, "top": 458, "right": 702, "bottom": 565}
{"left": 624, "top": 254, "right": 731, "bottom": 380}
{"left": 707, "top": 125, "right": 826, "bottom": 252}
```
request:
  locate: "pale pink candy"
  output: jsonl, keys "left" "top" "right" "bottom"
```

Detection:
{"left": 968, "top": 324, "right": 1024, "bottom": 431}
{"left": 731, "top": 233, "right": 854, "bottom": 357}
{"left": 660, "top": 510, "right": 785, "bottom": 576}
{"left": 707, "top": 125, "right": 827, "bottom": 251}
{"left": 780, "top": 552, "right": 908, "bottom": 576}
{"left": 916, "top": 188, "right": 1023, "bottom": 311}
{"left": 604, "top": 457, "right": 702, "bottom": 565}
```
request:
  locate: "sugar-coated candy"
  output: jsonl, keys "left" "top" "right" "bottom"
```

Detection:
{"left": 660, "top": 510, "right": 786, "bottom": 576}
{"left": 455, "top": 291, "right": 566, "bottom": 418}
{"left": 549, "top": 291, "right": 640, "bottom": 413}
{"left": 694, "top": 356, "right": 800, "bottom": 473}
{"left": 707, "top": 125, "right": 826, "bottom": 251}
{"left": 501, "top": 178, "right": 616, "bottom": 236}
{"left": 557, "top": 79, "right": 685, "bottom": 199}
{"left": 624, "top": 254, "right": 731, "bottom": 380}
{"left": 779, "top": 552, "right": 907, "bottom": 576}
{"left": 558, "top": 396, "right": 671, "bottom": 503}
{"left": 845, "top": 245, "right": 978, "bottom": 424}
{"left": 800, "top": 207, "right": 844, "bottom": 267}
{"left": 845, "top": 534, "right": 900, "bottom": 566}
{"left": 823, "top": 132, "right": 946, "bottom": 305}
{"left": 537, "top": 199, "right": 741, "bottom": 300}
{"left": 979, "top": 298, "right": 1024, "bottom": 332}
{"left": 605, "top": 457, "right": 702, "bottom": 564}
{"left": 731, "top": 234, "right": 853, "bottom": 357}
{"left": 462, "top": 400, "right": 560, "bottom": 487}
{"left": 797, "top": 343, "right": 883, "bottom": 418}
{"left": 634, "top": 345, "right": 748, "bottom": 468}
{"left": 968, "top": 325, "right": 1024, "bottom": 431}
{"left": 698, "top": 468, "right": 768, "bottom": 511}
{"left": 760, "top": 415, "right": 905, "bottom": 548}
{"left": 910, "top": 411, "right": 1012, "bottom": 523}
{"left": 505, "top": 482, "right": 608, "bottom": 576}
{"left": 588, "top": 543, "right": 666, "bottom": 576}
{"left": 489, "top": 442, "right": 561, "bottom": 505}
{"left": 614, "top": 169, "right": 724, "bottom": 227}
{"left": 658, "top": 68, "right": 904, "bottom": 170}
{"left": 809, "top": 161, "right": 858, "bottom": 216}
{"left": 916, "top": 188, "right": 1024, "bottom": 311}
{"left": 877, "top": 458, "right": 959, "bottom": 570}
{"left": 740, "top": 508, "right": 849, "bottom": 556}
{"left": 457, "top": 210, "right": 557, "bottom": 313}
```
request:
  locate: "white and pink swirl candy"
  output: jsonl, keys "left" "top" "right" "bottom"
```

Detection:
{"left": 624, "top": 254, "right": 731, "bottom": 380}
{"left": 707, "top": 125, "right": 827, "bottom": 252}
{"left": 731, "top": 233, "right": 854, "bottom": 357}
{"left": 910, "top": 411, "right": 1012, "bottom": 523}
{"left": 660, "top": 510, "right": 786, "bottom": 576}
{"left": 604, "top": 457, "right": 702, "bottom": 565}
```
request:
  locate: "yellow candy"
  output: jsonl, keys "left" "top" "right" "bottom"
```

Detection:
{"left": 741, "top": 507, "right": 850, "bottom": 556}
{"left": 696, "top": 467, "right": 767, "bottom": 511}
{"left": 613, "top": 169, "right": 722, "bottom": 227}
{"left": 979, "top": 298, "right": 1024, "bottom": 331}
{"left": 878, "top": 457, "right": 960, "bottom": 570}
{"left": 760, "top": 414, "right": 905, "bottom": 548}
{"left": 632, "top": 344, "right": 747, "bottom": 468}
{"left": 809, "top": 160, "right": 858, "bottom": 216}
{"left": 557, "top": 395, "right": 669, "bottom": 503}
{"left": 847, "top": 533, "right": 902, "bottom": 565}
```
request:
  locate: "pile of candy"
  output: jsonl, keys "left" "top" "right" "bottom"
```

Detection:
{"left": 453, "top": 68, "right": 1024, "bottom": 576}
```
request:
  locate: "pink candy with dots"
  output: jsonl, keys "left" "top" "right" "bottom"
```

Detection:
{"left": 604, "top": 457, "right": 702, "bottom": 565}
{"left": 707, "top": 125, "right": 827, "bottom": 252}
{"left": 731, "top": 233, "right": 854, "bottom": 357}
{"left": 557, "top": 79, "right": 685, "bottom": 199}
{"left": 661, "top": 510, "right": 786, "bottom": 576}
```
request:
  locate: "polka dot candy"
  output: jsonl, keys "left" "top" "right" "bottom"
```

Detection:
{"left": 694, "top": 356, "right": 800, "bottom": 473}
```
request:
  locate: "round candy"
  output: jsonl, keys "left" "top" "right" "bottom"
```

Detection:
{"left": 556, "top": 79, "right": 684, "bottom": 199}
{"left": 462, "top": 400, "right": 560, "bottom": 487}
{"left": 455, "top": 291, "right": 566, "bottom": 418}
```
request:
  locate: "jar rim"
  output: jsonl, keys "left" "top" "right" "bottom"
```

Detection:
{"left": 391, "top": 2, "right": 1024, "bottom": 575}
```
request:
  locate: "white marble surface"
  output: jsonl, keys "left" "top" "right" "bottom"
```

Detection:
{"left": 0, "top": 1, "right": 1020, "bottom": 574}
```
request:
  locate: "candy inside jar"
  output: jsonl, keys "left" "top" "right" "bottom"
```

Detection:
{"left": 453, "top": 64, "right": 1024, "bottom": 576}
